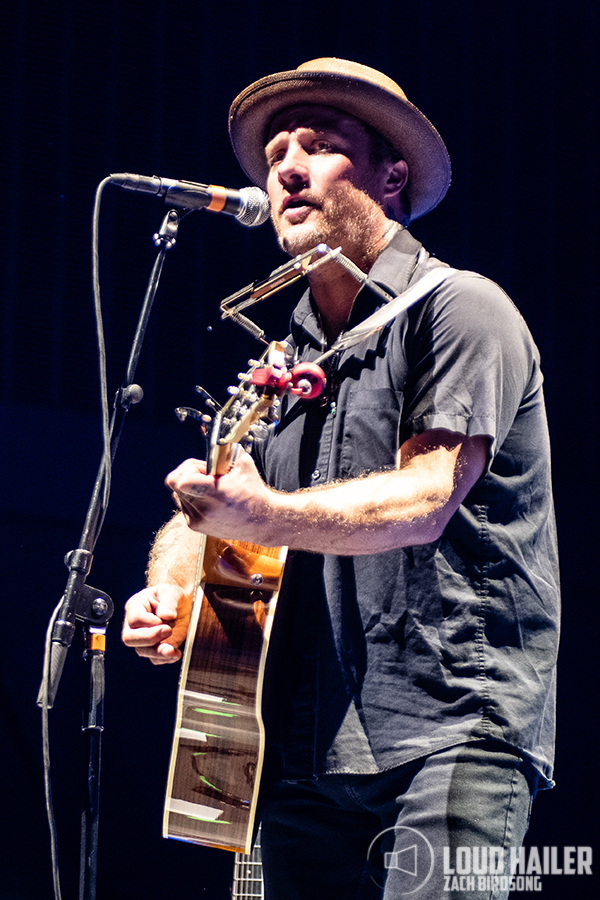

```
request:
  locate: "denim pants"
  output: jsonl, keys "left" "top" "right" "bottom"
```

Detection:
{"left": 260, "top": 741, "right": 539, "bottom": 900}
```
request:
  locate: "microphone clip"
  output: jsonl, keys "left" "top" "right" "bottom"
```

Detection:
{"left": 153, "top": 209, "right": 180, "bottom": 248}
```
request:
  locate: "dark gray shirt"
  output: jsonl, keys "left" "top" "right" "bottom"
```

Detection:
{"left": 256, "top": 227, "right": 560, "bottom": 787}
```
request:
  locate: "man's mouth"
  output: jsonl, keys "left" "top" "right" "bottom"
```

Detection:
{"left": 281, "top": 195, "right": 320, "bottom": 216}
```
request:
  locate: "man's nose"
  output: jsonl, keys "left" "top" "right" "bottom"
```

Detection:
{"left": 277, "top": 143, "right": 309, "bottom": 188}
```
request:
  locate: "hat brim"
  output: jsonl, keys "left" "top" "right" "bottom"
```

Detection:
{"left": 228, "top": 69, "right": 451, "bottom": 221}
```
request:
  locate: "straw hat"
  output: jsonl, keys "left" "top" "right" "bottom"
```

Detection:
{"left": 228, "top": 58, "right": 451, "bottom": 221}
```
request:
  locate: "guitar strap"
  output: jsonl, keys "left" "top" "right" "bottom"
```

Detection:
{"left": 313, "top": 260, "right": 458, "bottom": 365}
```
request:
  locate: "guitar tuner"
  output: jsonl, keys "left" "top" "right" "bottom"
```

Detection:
{"left": 194, "top": 385, "right": 221, "bottom": 411}
{"left": 174, "top": 345, "right": 327, "bottom": 481}
{"left": 174, "top": 407, "right": 211, "bottom": 425}
{"left": 247, "top": 360, "right": 326, "bottom": 401}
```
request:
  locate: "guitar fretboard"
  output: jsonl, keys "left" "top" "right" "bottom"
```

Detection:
{"left": 232, "top": 828, "right": 263, "bottom": 899}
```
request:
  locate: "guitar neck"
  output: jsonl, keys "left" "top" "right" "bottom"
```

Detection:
{"left": 232, "top": 827, "right": 264, "bottom": 899}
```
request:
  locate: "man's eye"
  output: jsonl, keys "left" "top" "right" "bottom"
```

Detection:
{"left": 268, "top": 150, "right": 286, "bottom": 167}
{"left": 313, "top": 140, "right": 334, "bottom": 152}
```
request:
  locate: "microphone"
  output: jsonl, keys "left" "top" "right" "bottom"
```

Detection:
{"left": 109, "top": 173, "right": 271, "bottom": 227}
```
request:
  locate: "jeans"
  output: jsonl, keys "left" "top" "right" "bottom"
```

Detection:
{"left": 260, "top": 741, "right": 539, "bottom": 900}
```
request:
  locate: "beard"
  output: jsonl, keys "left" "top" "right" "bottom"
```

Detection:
{"left": 272, "top": 181, "right": 388, "bottom": 273}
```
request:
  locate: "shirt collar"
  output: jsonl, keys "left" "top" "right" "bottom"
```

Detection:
{"left": 290, "top": 226, "right": 424, "bottom": 348}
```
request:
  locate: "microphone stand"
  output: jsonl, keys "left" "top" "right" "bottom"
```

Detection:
{"left": 38, "top": 208, "right": 181, "bottom": 900}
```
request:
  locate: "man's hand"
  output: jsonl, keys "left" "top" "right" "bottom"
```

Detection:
{"left": 166, "top": 451, "right": 278, "bottom": 545}
{"left": 122, "top": 583, "right": 192, "bottom": 665}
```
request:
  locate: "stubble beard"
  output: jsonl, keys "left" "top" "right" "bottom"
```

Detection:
{"left": 273, "top": 181, "right": 388, "bottom": 273}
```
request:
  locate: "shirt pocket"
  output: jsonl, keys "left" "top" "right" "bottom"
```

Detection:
{"left": 339, "top": 388, "right": 404, "bottom": 478}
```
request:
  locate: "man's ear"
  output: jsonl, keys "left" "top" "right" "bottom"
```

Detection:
{"left": 382, "top": 159, "right": 409, "bottom": 204}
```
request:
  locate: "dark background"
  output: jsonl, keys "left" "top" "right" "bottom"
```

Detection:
{"left": 1, "top": 1, "right": 598, "bottom": 897}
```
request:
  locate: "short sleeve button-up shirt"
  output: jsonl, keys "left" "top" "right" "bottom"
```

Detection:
{"left": 255, "top": 227, "right": 560, "bottom": 788}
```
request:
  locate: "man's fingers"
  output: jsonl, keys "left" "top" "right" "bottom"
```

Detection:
{"left": 122, "top": 583, "right": 191, "bottom": 662}
{"left": 166, "top": 459, "right": 208, "bottom": 493}
{"left": 122, "top": 620, "right": 172, "bottom": 646}
{"left": 125, "top": 586, "right": 182, "bottom": 624}
{"left": 134, "top": 641, "right": 183, "bottom": 665}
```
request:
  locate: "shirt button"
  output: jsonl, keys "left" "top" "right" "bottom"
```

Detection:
{"left": 311, "top": 469, "right": 321, "bottom": 480}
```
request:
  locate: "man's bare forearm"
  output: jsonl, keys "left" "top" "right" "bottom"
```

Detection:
{"left": 265, "top": 470, "right": 447, "bottom": 554}
{"left": 146, "top": 511, "right": 201, "bottom": 591}
{"left": 261, "top": 434, "right": 488, "bottom": 555}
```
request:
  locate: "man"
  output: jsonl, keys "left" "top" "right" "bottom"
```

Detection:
{"left": 123, "top": 59, "right": 559, "bottom": 899}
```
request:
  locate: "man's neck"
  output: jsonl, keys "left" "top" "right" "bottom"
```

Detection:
{"left": 308, "top": 264, "right": 363, "bottom": 343}
{"left": 307, "top": 220, "right": 399, "bottom": 343}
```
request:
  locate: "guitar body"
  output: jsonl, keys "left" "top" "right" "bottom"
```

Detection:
{"left": 163, "top": 535, "right": 286, "bottom": 853}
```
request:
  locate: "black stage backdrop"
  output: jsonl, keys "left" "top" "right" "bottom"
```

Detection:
{"left": 1, "top": 1, "right": 598, "bottom": 898}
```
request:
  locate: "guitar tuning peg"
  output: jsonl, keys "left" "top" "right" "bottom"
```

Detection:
{"left": 174, "top": 407, "right": 207, "bottom": 424}
{"left": 194, "top": 385, "right": 221, "bottom": 411}
{"left": 249, "top": 423, "right": 269, "bottom": 441}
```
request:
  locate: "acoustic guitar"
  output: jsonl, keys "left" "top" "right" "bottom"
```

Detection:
{"left": 162, "top": 341, "right": 325, "bottom": 855}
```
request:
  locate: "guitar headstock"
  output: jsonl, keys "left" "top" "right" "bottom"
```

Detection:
{"left": 176, "top": 341, "right": 326, "bottom": 477}
{"left": 209, "top": 342, "right": 286, "bottom": 475}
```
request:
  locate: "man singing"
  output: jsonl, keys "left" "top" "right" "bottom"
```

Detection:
{"left": 123, "top": 59, "right": 559, "bottom": 900}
